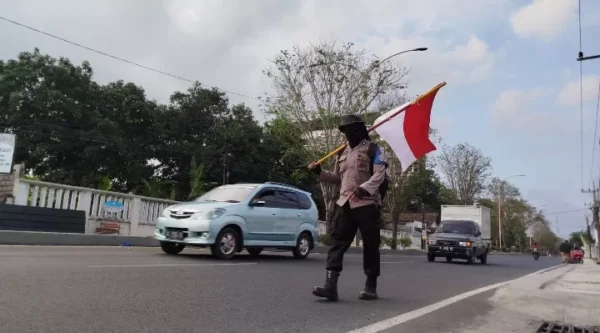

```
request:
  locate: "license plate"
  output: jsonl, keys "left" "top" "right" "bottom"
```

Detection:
{"left": 166, "top": 231, "right": 184, "bottom": 240}
{"left": 443, "top": 247, "right": 453, "bottom": 251}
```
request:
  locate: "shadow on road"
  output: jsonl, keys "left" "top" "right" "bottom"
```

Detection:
{"left": 154, "top": 251, "right": 321, "bottom": 263}
{"left": 434, "top": 261, "right": 513, "bottom": 268}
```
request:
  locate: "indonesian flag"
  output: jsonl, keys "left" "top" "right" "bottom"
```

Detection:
{"left": 371, "top": 83, "right": 444, "bottom": 170}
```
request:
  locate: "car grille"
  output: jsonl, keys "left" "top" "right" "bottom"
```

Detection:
{"left": 165, "top": 227, "right": 188, "bottom": 233}
{"left": 437, "top": 240, "right": 458, "bottom": 246}
{"left": 170, "top": 210, "right": 195, "bottom": 219}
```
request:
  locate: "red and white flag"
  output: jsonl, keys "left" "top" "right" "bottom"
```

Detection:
{"left": 371, "top": 84, "right": 443, "bottom": 170}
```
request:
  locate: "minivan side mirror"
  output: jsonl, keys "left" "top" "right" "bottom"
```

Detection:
{"left": 474, "top": 230, "right": 481, "bottom": 237}
{"left": 249, "top": 200, "right": 266, "bottom": 207}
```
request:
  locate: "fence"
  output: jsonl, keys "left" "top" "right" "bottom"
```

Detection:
{"left": 317, "top": 221, "right": 424, "bottom": 249}
{"left": 9, "top": 174, "right": 427, "bottom": 247}
{"left": 12, "top": 179, "right": 178, "bottom": 236}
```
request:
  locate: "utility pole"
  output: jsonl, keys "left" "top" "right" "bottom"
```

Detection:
{"left": 498, "top": 182, "right": 503, "bottom": 249}
{"left": 582, "top": 181, "right": 600, "bottom": 263}
{"left": 498, "top": 174, "right": 526, "bottom": 250}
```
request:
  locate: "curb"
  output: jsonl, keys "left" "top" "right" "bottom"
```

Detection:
{"left": 0, "top": 231, "right": 159, "bottom": 247}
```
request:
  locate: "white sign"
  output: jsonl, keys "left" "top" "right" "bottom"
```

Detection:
{"left": 0, "top": 133, "right": 16, "bottom": 174}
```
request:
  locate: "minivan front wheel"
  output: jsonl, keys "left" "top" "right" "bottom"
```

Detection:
{"left": 160, "top": 241, "right": 185, "bottom": 255}
{"left": 211, "top": 227, "right": 240, "bottom": 260}
{"left": 292, "top": 233, "right": 312, "bottom": 259}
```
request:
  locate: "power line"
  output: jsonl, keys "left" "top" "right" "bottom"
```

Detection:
{"left": 0, "top": 16, "right": 259, "bottom": 101}
{"left": 544, "top": 208, "right": 589, "bottom": 216}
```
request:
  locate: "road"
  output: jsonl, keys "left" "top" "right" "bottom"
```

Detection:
{"left": 0, "top": 246, "right": 560, "bottom": 333}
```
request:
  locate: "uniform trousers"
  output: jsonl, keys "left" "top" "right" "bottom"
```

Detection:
{"left": 325, "top": 203, "right": 381, "bottom": 278}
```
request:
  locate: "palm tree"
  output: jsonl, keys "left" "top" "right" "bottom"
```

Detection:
{"left": 137, "top": 178, "right": 177, "bottom": 200}
{"left": 189, "top": 156, "right": 217, "bottom": 199}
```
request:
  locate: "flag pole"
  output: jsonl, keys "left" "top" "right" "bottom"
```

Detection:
{"left": 314, "top": 81, "right": 447, "bottom": 165}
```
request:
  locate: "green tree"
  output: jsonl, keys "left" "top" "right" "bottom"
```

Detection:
{"left": 569, "top": 231, "right": 593, "bottom": 247}
{"left": 0, "top": 49, "right": 104, "bottom": 186}
{"left": 532, "top": 221, "right": 559, "bottom": 253}
{"left": 0, "top": 49, "right": 163, "bottom": 191}
{"left": 154, "top": 83, "right": 229, "bottom": 200}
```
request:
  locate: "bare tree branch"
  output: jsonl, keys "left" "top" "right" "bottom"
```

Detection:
{"left": 436, "top": 143, "right": 492, "bottom": 205}
{"left": 262, "top": 39, "right": 409, "bottom": 234}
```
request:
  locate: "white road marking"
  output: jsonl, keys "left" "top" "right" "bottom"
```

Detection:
{"left": 89, "top": 263, "right": 258, "bottom": 268}
{"left": 345, "top": 264, "right": 565, "bottom": 333}
{"left": 381, "top": 261, "right": 412, "bottom": 264}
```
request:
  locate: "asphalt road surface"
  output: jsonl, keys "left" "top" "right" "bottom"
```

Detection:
{"left": 0, "top": 246, "right": 561, "bottom": 333}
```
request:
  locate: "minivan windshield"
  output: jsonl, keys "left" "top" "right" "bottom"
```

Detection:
{"left": 436, "top": 220, "right": 476, "bottom": 235}
{"left": 195, "top": 185, "right": 257, "bottom": 203}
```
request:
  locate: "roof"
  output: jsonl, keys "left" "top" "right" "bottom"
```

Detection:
{"left": 231, "top": 182, "right": 311, "bottom": 195}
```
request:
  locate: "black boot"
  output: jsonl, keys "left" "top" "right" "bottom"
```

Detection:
{"left": 358, "top": 276, "right": 378, "bottom": 300}
{"left": 312, "top": 270, "right": 339, "bottom": 301}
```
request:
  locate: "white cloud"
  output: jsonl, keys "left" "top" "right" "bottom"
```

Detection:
{"left": 510, "top": 0, "right": 578, "bottom": 42}
{"left": 491, "top": 88, "right": 555, "bottom": 131}
{"left": 557, "top": 75, "right": 600, "bottom": 106}
{"left": 0, "top": 0, "right": 507, "bottom": 122}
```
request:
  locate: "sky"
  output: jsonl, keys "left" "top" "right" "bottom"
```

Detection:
{"left": 1, "top": 0, "right": 600, "bottom": 238}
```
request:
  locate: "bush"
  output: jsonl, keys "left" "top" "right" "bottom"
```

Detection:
{"left": 380, "top": 236, "right": 392, "bottom": 248}
{"left": 399, "top": 236, "right": 413, "bottom": 249}
{"left": 317, "top": 234, "right": 331, "bottom": 246}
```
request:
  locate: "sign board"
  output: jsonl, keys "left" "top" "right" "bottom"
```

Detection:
{"left": 103, "top": 200, "right": 125, "bottom": 213}
{"left": 525, "top": 225, "right": 534, "bottom": 238}
{"left": 0, "top": 133, "right": 16, "bottom": 174}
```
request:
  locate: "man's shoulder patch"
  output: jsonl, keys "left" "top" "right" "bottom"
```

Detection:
{"left": 372, "top": 145, "right": 387, "bottom": 165}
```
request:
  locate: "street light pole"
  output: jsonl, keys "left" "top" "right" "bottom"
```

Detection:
{"left": 377, "top": 47, "right": 428, "bottom": 65}
{"left": 309, "top": 47, "right": 428, "bottom": 71}
{"left": 498, "top": 174, "right": 525, "bottom": 249}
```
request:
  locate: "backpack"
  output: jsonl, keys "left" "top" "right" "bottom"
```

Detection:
{"left": 366, "top": 142, "right": 390, "bottom": 202}
{"left": 337, "top": 142, "right": 390, "bottom": 201}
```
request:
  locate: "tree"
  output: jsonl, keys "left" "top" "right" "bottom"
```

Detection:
{"left": 532, "top": 221, "right": 559, "bottom": 253}
{"left": 0, "top": 49, "right": 104, "bottom": 186}
{"left": 263, "top": 39, "right": 409, "bottom": 234}
{"left": 437, "top": 143, "right": 492, "bottom": 205}
{"left": 0, "top": 49, "right": 164, "bottom": 191}
{"left": 154, "top": 84, "right": 229, "bottom": 200}
{"left": 569, "top": 231, "right": 593, "bottom": 247}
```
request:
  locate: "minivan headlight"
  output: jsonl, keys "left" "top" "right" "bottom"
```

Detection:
{"left": 459, "top": 241, "right": 472, "bottom": 247}
{"left": 192, "top": 208, "right": 226, "bottom": 220}
{"left": 428, "top": 239, "right": 437, "bottom": 245}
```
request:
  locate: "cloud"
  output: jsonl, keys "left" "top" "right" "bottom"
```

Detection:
{"left": 491, "top": 88, "right": 555, "bottom": 131}
{"left": 557, "top": 75, "right": 600, "bottom": 106}
{"left": 0, "top": 0, "right": 506, "bottom": 122}
{"left": 510, "top": 0, "right": 578, "bottom": 42}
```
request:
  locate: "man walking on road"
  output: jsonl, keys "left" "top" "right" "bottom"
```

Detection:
{"left": 559, "top": 240, "right": 572, "bottom": 263}
{"left": 308, "top": 115, "right": 387, "bottom": 301}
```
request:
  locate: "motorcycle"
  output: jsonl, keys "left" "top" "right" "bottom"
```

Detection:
{"left": 532, "top": 248, "right": 540, "bottom": 261}
{"left": 569, "top": 249, "right": 584, "bottom": 264}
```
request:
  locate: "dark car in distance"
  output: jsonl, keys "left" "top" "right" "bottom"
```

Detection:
{"left": 426, "top": 220, "right": 490, "bottom": 264}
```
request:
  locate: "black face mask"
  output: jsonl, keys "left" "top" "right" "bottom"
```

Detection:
{"left": 342, "top": 124, "right": 368, "bottom": 148}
